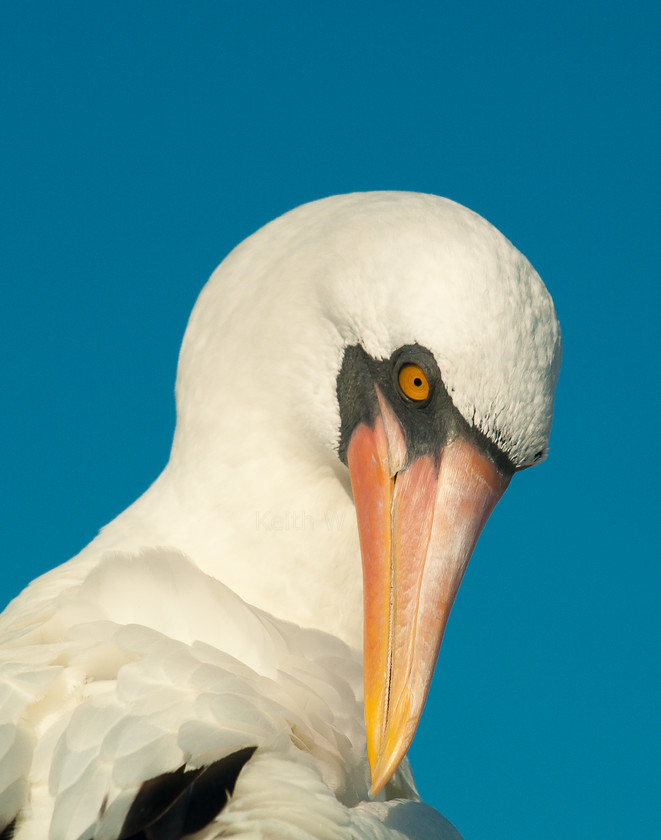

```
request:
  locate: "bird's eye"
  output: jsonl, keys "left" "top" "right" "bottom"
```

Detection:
{"left": 397, "top": 363, "right": 430, "bottom": 402}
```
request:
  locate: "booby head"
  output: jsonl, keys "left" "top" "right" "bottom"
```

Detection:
{"left": 156, "top": 192, "right": 561, "bottom": 795}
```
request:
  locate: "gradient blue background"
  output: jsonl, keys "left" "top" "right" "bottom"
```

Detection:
{"left": 2, "top": 3, "right": 659, "bottom": 838}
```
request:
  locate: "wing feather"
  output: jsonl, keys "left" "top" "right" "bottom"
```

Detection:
{"left": 1, "top": 549, "right": 456, "bottom": 839}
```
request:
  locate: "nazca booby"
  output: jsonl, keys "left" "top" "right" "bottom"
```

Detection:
{"left": 0, "top": 192, "right": 561, "bottom": 840}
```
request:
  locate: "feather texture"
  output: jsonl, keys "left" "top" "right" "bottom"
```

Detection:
{"left": 0, "top": 551, "right": 444, "bottom": 839}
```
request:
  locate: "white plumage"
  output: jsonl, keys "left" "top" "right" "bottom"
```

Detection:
{"left": 1, "top": 552, "right": 451, "bottom": 839}
{"left": 0, "top": 192, "right": 560, "bottom": 840}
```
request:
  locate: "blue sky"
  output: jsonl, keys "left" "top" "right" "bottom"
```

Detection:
{"left": 2, "top": 3, "right": 659, "bottom": 838}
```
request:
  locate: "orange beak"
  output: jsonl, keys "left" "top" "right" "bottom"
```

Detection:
{"left": 347, "top": 387, "right": 510, "bottom": 794}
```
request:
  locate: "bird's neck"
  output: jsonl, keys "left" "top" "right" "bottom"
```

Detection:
{"left": 90, "top": 436, "right": 364, "bottom": 649}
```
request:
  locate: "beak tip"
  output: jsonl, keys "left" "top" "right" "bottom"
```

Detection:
{"left": 368, "top": 747, "right": 405, "bottom": 798}
{"left": 368, "top": 765, "right": 388, "bottom": 799}
{"left": 366, "top": 715, "right": 416, "bottom": 797}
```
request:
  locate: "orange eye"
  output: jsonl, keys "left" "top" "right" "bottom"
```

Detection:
{"left": 397, "top": 363, "right": 430, "bottom": 402}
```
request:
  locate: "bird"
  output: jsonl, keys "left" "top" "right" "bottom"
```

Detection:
{"left": 0, "top": 192, "right": 561, "bottom": 840}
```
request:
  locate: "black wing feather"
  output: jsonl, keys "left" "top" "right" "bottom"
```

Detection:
{"left": 0, "top": 821, "right": 15, "bottom": 840}
{"left": 119, "top": 746, "right": 257, "bottom": 840}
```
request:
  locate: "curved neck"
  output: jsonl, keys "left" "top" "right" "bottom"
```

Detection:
{"left": 90, "top": 433, "right": 364, "bottom": 649}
